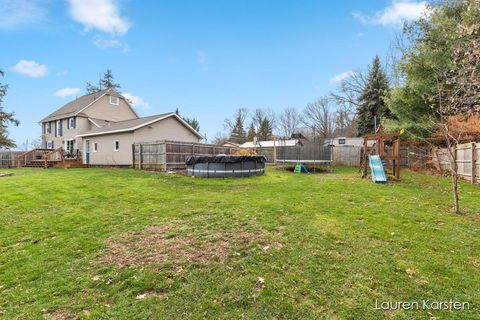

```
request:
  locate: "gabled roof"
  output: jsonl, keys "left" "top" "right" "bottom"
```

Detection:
{"left": 40, "top": 88, "right": 137, "bottom": 122}
{"left": 77, "top": 113, "right": 203, "bottom": 138}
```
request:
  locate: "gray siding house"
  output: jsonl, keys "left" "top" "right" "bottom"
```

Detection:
{"left": 40, "top": 89, "right": 202, "bottom": 166}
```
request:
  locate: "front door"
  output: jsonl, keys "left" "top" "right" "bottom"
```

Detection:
{"left": 84, "top": 140, "right": 90, "bottom": 164}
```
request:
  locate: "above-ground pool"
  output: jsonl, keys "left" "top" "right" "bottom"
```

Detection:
{"left": 185, "top": 155, "right": 266, "bottom": 178}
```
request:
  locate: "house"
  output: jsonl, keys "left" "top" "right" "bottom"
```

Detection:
{"left": 221, "top": 141, "right": 240, "bottom": 148}
{"left": 325, "top": 137, "right": 375, "bottom": 147}
{"left": 239, "top": 139, "right": 302, "bottom": 148}
{"left": 40, "top": 88, "right": 202, "bottom": 166}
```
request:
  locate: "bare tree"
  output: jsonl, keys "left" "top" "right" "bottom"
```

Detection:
{"left": 277, "top": 107, "right": 303, "bottom": 138}
{"left": 330, "top": 70, "right": 367, "bottom": 108}
{"left": 252, "top": 108, "right": 277, "bottom": 132}
{"left": 211, "top": 132, "right": 230, "bottom": 145}
{"left": 302, "top": 97, "right": 335, "bottom": 138}
{"left": 334, "top": 104, "right": 357, "bottom": 137}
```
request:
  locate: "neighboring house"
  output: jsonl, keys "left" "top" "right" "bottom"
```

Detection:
{"left": 326, "top": 137, "right": 365, "bottom": 147}
{"left": 239, "top": 139, "right": 302, "bottom": 148}
{"left": 40, "top": 88, "right": 202, "bottom": 166}
{"left": 221, "top": 141, "right": 240, "bottom": 148}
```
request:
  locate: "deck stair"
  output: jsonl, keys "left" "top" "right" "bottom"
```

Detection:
{"left": 16, "top": 148, "right": 88, "bottom": 169}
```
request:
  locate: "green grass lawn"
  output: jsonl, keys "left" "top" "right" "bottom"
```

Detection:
{"left": 0, "top": 167, "right": 479, "bottom": 319}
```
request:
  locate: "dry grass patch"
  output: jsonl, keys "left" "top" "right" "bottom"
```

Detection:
{"left": 100, "top": 216, "right": 277, "bottom": 269}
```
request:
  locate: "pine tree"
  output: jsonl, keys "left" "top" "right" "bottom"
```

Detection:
{"left": 230, "top": 113, "right": 247, "bottom": 144}
{"left": 356, "top": 56, "right": 393, "bottom": 136}
{"left": 0, "top": 70, "right": 19, "bottom": 149}
{"left": 86, "top": 69, "right": 121, "bottom": 94}
{"left": 246, "top": 122, "right": 256, "bottom": 141}
{"left": 184, "top": 117, "right": 200, "bottom": 132}
{"left": 258, "top": 117, "right": 273, "bottom": 140}
{"left": 175, "top": 108, "right": 200, "bottom": 132}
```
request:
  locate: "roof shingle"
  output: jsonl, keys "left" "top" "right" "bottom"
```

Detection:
{"left": 40, "top": 89, "right": 123, "bottom": 122}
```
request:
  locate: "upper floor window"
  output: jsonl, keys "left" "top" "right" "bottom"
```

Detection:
{"left": 45, "top": 122, "right": 51, "bottom": 134}
{"left": 56, "top": 120, "right": 62, "bottom": 137}
{"left": 114, "top": 140, "right": 120, "bottom": 151}
{"left": 68, "top": 117, "right": 75, "bottom": 129}
{"left": 110, "top": 96, "right": 119, "bottom": 105}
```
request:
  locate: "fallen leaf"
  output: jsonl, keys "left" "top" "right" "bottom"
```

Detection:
{"left": 406, "top": 268, "right": 417, "bottom": 276}
{"left": 91, "top": 275, "right": 101, "bottom": 281}
{"left": 136, "top": 294, "right": 147, "bottom": 300}
{"left": 257, "top": 277, "right": 265, "bottom": 284}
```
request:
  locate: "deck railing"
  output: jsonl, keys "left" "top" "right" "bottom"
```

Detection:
{"left": 16, "top": 148, "right": 53, "bottom": 167}
{"left": 16, "top": 147, "right": 67, "bottom": 168}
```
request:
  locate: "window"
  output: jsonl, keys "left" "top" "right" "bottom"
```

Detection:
{"left": 47, "top": 140, "right": 53, "bottom": 149}
{"left": 46, "top": 122, "right": 51, "bottom": 134}
{"left": 114, "top": 140, "right": 119, "bottom": 151}
{"left": 93, "top": 142, "right": 98, "bottom": 152}
{"left": 68, "top": 117, "right": 75, "bottom": 129}
{"left": 338, "top": 138, "right": 346, "bottom": 145}
{"left": 56, "top": 120, "right": 62, "bottom": 137}
{"left": 65, "top": 140, "right": 74, "bottom": 154}
{"left": 110, "top": 96, "right": 119, "bottom": 105}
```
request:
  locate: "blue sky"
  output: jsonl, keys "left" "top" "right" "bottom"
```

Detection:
{"left": 1, "top": 0, "right": 427, "bottom": 147}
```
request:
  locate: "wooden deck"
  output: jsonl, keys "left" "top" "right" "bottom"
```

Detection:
{"left": 16, "top": 148, "right": 88, "bottom": 169}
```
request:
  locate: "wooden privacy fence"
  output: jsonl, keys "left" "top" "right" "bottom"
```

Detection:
{"left": 432, "top": 142, "right": 479, "bottom": 183}
{"left": 0, "top": 151, "right": 22, "bottom": 168}
{"left": 133, "top": 140, "right": 238, "bottom": 171}
{"left": 333, "top": 146, "right": 361, "bottom": 166}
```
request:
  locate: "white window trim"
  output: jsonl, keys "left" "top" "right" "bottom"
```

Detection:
{"left": 114, "top": 140, "right": 119, "bottom": 151}
{"left": 56, "top": 120, "right": 62, "bottom": 137}
{"left": 47, "top": 140, "right": 53, "bottom": 149}
{"left": 64, "top": 139, "right": 75, "bottom": 153}
{"left": 69, "top": 117, "right": 75, "bottom": 129}
{"left": 110, "top": 96, "right": 119, "bottom": 106}
{"left": 93, "top": 142, "right": 98, "bottom": 152}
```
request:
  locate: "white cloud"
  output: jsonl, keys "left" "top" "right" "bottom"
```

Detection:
{"left": 352, "top": 11, "right": 368, "bottom": 24}
{"left": 10, "top": 60, "right": 48, "bottom": 78}
{"left": 93, "top": 36, "right": 129, "bottom": 52}
{"left": 53, "top": 87, "right": 80, "bottom": 98}
{"left": 329, "top": 70, "right": 355, "bottom": 85}
{"left": 0, "top": 0, "right": 47, "bottom": 28}
{"left": 93, "top": 36, "right": 122, "bottom": 48}
{"left": 122, "top": 93, "right": 150, "bottom": 109}
{"left": 67, "top": 0, "right": 131, "bottom": 35}
{"left": 353, "top": 0, "right": 427, "bottom": 28}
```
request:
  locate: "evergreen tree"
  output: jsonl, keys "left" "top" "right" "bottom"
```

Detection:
{"left": 356, "top": 56, "right": 392, "bottom": 136}
{"left": 258, "top": 117, "right": 273, "bottom": 140}
{"left": 0, "top": 70, "right": 19, "bottom": 149}
{"left": 229, "top": 113, "right": 247, "bottom": 144}
{"left": 175, "top": 108, "right": 200, "bottom": 132}
{"left": 86, "top": 69, "right": 121, "bottom": 93}
{"left": 184, "top": 117, "right": 200, "bottom": 132}
{"left": 246, "top": 122, "right": 256, "bottom": 141}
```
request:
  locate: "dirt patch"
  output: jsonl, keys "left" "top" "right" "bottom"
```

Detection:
{"left": 0, "top": 173, "right": 13, "bottom": 178}
{"left": 42, "top": 310, "right": 73, "bottom": 320}
{"left": 100, "top": 216, "right": 275, "bottom": 269}
{"left": 280, "top": 165, "right": 330, "bottom": 174}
